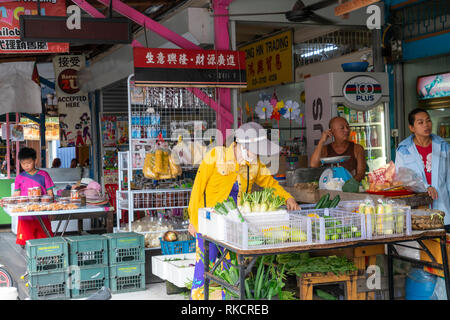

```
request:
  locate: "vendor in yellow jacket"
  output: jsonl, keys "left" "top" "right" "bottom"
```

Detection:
{"left": 188, "top": 122, "right": 299, "bottom": 300}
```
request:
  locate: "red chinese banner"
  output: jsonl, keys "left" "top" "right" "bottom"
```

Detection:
{"left": 0, "top": 0, "right": 68, "bottom": 54}
{"left": 133, "top": 47, "right": 247, "bottom": 88}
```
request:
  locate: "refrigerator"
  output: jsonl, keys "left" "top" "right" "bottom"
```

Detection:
{"left": 417, "top": 71, "right": 450, "bottom": 143}
{"left": 305, "top": 72, "right": 390, "bottom": 172}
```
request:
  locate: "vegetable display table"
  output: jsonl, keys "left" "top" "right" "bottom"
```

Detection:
{"left": 4, "top": 205, "right": 115, "bottom": 236}
{"left": 203, "top": 229, "right": 449, "bottom": 300}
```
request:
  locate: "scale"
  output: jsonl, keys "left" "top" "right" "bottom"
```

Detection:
{"left": 319, "top": 156, "right": 352, "bottom": 190}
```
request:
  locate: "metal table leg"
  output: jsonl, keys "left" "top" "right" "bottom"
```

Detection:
{"left": 61, "top": 214, "right": 73, "bottom": 237}
{"left": 37, "top": 216, "right": 52, "bottom": 238}
{"left": 387, "top": 244, "right": 394, "bottom": 300}
{"left": 439, "top": 235, "right": 450, "bottom": 300}
{"left": 204, "top": 236, "right": 210, "bottom": 301}
{"left": 239, "top": 254, "right": 246, "bottom": 300}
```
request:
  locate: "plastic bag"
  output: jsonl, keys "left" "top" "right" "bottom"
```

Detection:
{"left": 143, "top": 152, "right": 158, "bottom": 179}
{"left": 172, "top": 137, "right": 192, "bottom": 166}
{"left": 368, "top": 161, "right": 398, "bottom": 191}
{"left": 393, "top": 167, "right": 427, "bottom": 193}
{"left": 431, "top": 277, "right": 448, "bottom": 300}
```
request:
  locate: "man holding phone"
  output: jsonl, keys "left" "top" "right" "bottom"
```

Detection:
{"left": 310, "top": 116, "right": 366, "bottom": 182}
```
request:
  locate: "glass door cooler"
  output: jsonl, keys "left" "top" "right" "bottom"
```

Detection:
{"left": 305, "top": 72, "right": 390, "bottom": 172}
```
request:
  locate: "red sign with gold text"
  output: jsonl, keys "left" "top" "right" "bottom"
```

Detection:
{"left": 133, "top": 47, "right": 247, "bottom": 87}
{"left": 0, "top": 0, "right": 68, "bottom": 54}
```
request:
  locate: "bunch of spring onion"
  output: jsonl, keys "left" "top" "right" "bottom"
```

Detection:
{"left": 239, "top": 188, "right": 286, "bottom": 213}
{"left": 214, "top": 197, "right": 244, "bottom": 222}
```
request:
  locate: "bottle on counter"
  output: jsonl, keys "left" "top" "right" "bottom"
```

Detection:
{"left": 371, "top": 126, "right": 378, "bottom": 147}
{"left": 359, "top": 127, "right": 366, "bottom": 148}
{"left": 349, "top": 129, "right": 358, "bottom": 144}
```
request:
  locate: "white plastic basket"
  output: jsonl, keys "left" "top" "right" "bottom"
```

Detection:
{"left": 293, "top": 208, "right": 366, "bottom": 244}
{"left": 224, "top": 213, "right": 312, "bottom": 250}
{"left": 365, "top": 206, "right": 412, "bottom": 240}
{"left": 151, "top": 253, "right": 195, "bottom": 288}
{"left": 198, "top": 208, "right": 227, "bottom": 241}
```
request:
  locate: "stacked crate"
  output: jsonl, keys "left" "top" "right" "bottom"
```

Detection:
{"left": 65, "top": 235, "right": 110, "bottom": 299}
{"left": 25, "top": 237, "right": 70, "bottom": 300}
{"left": 104, "top": 232, "right": 146, "bottom": 293}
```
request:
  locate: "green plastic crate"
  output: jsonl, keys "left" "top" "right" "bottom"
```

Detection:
{"left": 26, "top": 237, "right": 69, "bottom": 274}
{"left": 104, "top": 232, "right": 145, "bottom": 265}
{"left": 28, "top": 271, "right": 70, "bottom": 300}
{"left": 109, "top": 262, "right": 145, "bottom": 293}
{"left": 65, "top": 235, "right": 109, "bottom": 267}
{"left": 69, "top": 266, "right": 110, "bottom": 299}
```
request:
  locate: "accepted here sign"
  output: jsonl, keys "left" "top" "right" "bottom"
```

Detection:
{"left": 133, "top": 47, "right": 247, "bottom": 88}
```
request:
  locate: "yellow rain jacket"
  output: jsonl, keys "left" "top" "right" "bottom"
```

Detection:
{"left": 188, "top": 142, "right": 294, "bottom": 231}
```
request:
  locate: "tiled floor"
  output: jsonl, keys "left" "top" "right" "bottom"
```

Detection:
{"left": 0, "top": 228, "right": 187, "bottom": 300}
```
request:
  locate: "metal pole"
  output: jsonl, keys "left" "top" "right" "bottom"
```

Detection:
{"left": 239, "top": 254, "right": 245, "bottom": 300}
{"left": 230, "top": 19, "right": 238, "bottom": 130}
{"left": 204, "top": 236, "right": 210, "bottom": 300}
{"left": 387, "top": 244, "right": 394, "bottom": 300}
{"left": 372, "top": 29, "right": 384, "bottom": 72}
{"left": 440, "top": 235, "right": 450, "bottom": 300}
{"left": 15, "top": 113, "right": 19, "bottom": 174}
{"left": 6, "top": 113, "right": 10, "bottom": 179}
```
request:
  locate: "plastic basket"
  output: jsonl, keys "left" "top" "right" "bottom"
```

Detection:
{"left": 109, "top": 262, "right": 145, "bottom": 293}
{"left": 152, "top": 253, "right": 195, "bottom": 288}
{"left": 26, "top": 237, "right": 69, "bottom": 274}
{"left": 28, "top": 271, "right": 70, "bottom": 300}
{"left": 365, "top": 206, "right": 412, "bottom": 240}
{"left": 69, "top": 266, "right": 110, "bottom": 298}
{"left": 159, "top": 237, "right": 196, "bottom": 255}
{"left": 65, "top": 235, "right": 109, "bottom": 267}
{"left": 224, "top": 213, "right": 312, "bottom": 250}
{"left": 293, "top": 208, "right": 366, "bottom": 244}
{"left": 104, "top": 232, "right": 145, "bottom": 265}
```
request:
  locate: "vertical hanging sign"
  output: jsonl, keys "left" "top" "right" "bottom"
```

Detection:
{"left": 53, "top": 54, "right": 91, "bottom": 147}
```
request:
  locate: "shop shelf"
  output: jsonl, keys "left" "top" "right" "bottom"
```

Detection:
{"left": 295, "top": 209, "right": 366, "bottom": 244}
{"left": 28, "top": 271, "right": 70, "bottom": 300}
{"left": 69, "top": 266, "right": 110, "bottom": 299}
{"left": 159, "top": 236, "right": 196, "bottom": 255}
{"left": 26, "top": 237, "right": 69, "bottom": 274}
{"left": 104, "top": 232, "right": 145, "bottom": 265}
{"left": 109, "top": 262, "right": 146, "bottom": 293}
{"left": 117, "top": 189, "right": 191, "bottom": 210}
{"left": 65, "top": 235, "right": 109, "bottom": 268}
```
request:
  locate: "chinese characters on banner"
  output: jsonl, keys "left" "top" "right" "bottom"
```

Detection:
{"left": 239, "top": 30, "right": 293, "bottom": 91}
{"left": 0, "top": 0, "right": 68, "bottom": 53}
{"left": 53, "top": 55, "right": 91, "bottom": 147}
{"left": 133, "top": 47, "right": 247, "bottom": 87}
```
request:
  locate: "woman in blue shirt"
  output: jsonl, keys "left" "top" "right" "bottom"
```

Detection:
{"left": 395, "top": 108, "right": 450, "bottom": 224}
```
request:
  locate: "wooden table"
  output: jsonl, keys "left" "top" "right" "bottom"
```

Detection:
{"left": 4, "top": 205, "right": 115, "bottom": 236}
{"left": 203, "top": 229, "right": 450, "bottom": 300}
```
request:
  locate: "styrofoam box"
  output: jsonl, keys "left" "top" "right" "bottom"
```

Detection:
{"left": 151, "top": 253, "right": 195, "bottom": 288}
{"left": 198, "top": 208, "right": 227, "bottom": 241}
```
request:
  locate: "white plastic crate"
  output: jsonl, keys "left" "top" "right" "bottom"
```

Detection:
{"left": 198, "top": 208, "right": 227, "bottom": 241}
{"left": 151, "top": 253, "right": 195, "bottom": 288}
{"left": 365, "top": 206, "right": 412, "bottom": 240}
{"left": 224, "top": 213, "right": 312, "bottom": 250}
{"left": 294, "top": 208, "right": 366, "bottom": 244}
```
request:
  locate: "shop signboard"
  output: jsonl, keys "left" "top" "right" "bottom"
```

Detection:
{"left": 53, "top": 54, "right": 91, "bottom": 147}
{"left": 0, "top": 0, "right": 68, "bottom": 54}
{"left": 1, "top": 124, "right": 23, "bottom": 141}
{"left": 133, "top": 47, "right": 247, "bottom": 88}
{"left": 239, "top": 30, "right": 293, "bottom": 91}
{"left": 342, "top": 75, "right": 382, "bottom": 110}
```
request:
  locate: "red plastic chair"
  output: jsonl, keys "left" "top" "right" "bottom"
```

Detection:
{"left": 105, "top": 184, "right": 128, "bottom": 224}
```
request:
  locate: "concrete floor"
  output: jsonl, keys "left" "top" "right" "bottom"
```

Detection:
{"left": 0, "top": 227, "right": 187, "bottom": 300}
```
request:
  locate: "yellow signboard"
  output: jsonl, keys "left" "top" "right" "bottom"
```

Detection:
{"left": 239, "top": 30, "right": 293, "bottom": 91}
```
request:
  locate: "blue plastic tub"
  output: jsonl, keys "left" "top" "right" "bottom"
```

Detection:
{"left": 405, "top": 268, "right": 437, "bottom": 300}
{"left": 341, "top": 62, "right": 369, "bottom": 72}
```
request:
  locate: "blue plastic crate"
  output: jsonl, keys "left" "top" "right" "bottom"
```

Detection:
{"left": 159, "top": 237, "right": 196, "bottom": 255}
{"left": 65, "top": 235, "right": 109, "bottom": 267}
{"left": 69, "top": 266, "right": 110, "bottom": 299}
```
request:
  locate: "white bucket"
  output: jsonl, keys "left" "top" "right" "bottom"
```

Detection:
{"left": 0, "top": 287, "right": 19, "bottom": 300}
